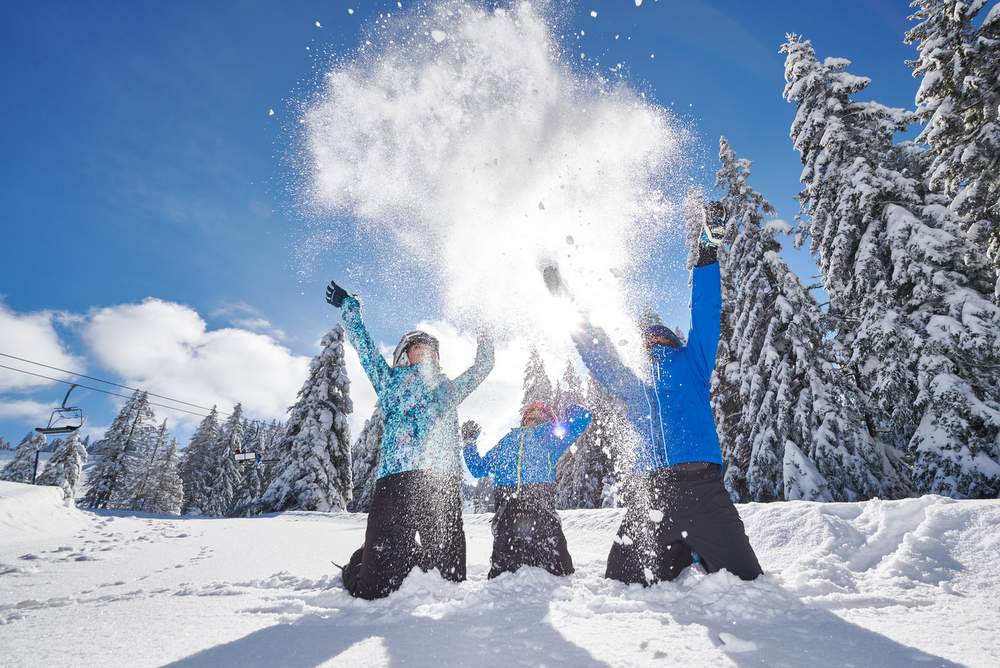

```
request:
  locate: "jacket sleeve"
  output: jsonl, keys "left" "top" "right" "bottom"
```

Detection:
{"left": 341, "top": 296, "right": 392, "bottom": 396}
{"left": 548, "top": 403, "right": 592, "bottom": 459}
{"left": 571, "top": 322, "right": 644, "bottom": 405}
{"left": 686, "top": 262, "right": 722, "bottom": 383}
{"left": 441, "top": 331, "right": 496, "bottom": 408}
{"left": 463, "top": 438, "right": 499, "bottom": 478}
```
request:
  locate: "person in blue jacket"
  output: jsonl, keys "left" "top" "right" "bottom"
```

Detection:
{"left": 545, "top": 215, "right": 762, "bottom": 585}
{"left": 463, "top": 401, "right": 592, "bottom": 578}
{"left": 325, "top": 280, "right": 495, "bottom": 599}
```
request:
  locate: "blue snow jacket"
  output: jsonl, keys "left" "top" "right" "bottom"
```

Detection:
{"left": 464, "top": 405, "right": 592, "bottom": 488}
{"left": 342, "top": 296, "right": 495, "bottom": 479}
{"left": 573, "top": 263, "right": 723, "bottom": 473}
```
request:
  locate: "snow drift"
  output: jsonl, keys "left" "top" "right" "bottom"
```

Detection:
{"left": 1, "top": 480, "right": 998, "bottom": 666}
{"left": 303, "top": 0, "right": 689, "bottom": 357}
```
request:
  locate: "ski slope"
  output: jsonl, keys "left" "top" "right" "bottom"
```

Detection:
{"left": 1, "top": 481, "right": 997, "bottom": 667}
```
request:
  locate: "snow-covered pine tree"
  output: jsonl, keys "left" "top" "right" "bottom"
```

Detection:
{"left": 348, "top": 403, "right": 383, "bottom": 512}
{"left": 229, "top": 420, "right": 264, "bottom": 516}
{"left": 565, "top": 376, "right": 616, "bottom": 509}
{"left": 179, "top": 407, "right": 221, "bottom": 515}
{"left": 0, "top": 437, "right": 11, "bottom": 451}
{"left": 782, "top": 35, "right": 1000, "bottom": 498}
{"left": 553, "top": 361, "right": 584, "bottom": 509}
{"left": 130, "top": 420, "right": 170, "bottom": 510}
{"left": 35, "top": 432, "right": 87, "bottom": 503}
{"left": 707, "top": 137, "right": 908, "bottom": 502}
{"left": 255, "top": 419, "right": 283, "bottom": 495}
{"left": 204, "top": 404, "right": 245, "bottom": 517}
{"left": 521, "top": 348, "right": 554, "bottom": 407}
{"left": 906, "top": 0, "right": 1000, "bottom": 297}
{"left": 257, "top": 325, "right": 353, "bottom": 512}
{"left": 0, "top": 432, "right": 45, "bottom": 484}
{"left": 81, "top": 391, "right": 157, "bottom": 509}
{"left": 39, "top": 436, "right": 62, "bottom": 453}
{"left": 140, "top": 437, "right": 184, "bottom": 515}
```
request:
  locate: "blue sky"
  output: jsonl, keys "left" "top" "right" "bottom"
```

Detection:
{"left": 0, "top": 0, "right": 924, "bottom": 446}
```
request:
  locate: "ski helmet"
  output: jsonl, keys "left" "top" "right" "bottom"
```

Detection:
{"left": 392, "top": 330, "right": 440, "bottom": 367}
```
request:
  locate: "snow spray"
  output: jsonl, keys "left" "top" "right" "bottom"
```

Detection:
{"left": 303, "top": 0, "right": 690, "bottom": 360}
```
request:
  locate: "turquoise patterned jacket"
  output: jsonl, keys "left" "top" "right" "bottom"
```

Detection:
{"left": 342, "top": 296, "right": 495, "bottom": 479}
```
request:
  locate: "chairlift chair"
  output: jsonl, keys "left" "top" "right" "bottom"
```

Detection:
{"left": 36, "top": 384, "right": 84, "bottom": 436}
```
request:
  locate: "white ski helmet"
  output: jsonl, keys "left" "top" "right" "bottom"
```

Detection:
{"left": 392, "top": 330, "right": 440, "bottom": 367}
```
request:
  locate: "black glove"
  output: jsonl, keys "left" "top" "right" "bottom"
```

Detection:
{"left": 542, "top": 265, "right": 566, "bottom": 296}
{"left": 325, "top": 280, "right": 350, "bottom": 308}
{"left": 461, "top": 420, "right": 481, "bottom": 444}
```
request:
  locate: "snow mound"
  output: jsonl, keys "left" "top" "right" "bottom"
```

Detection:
{"left": 0, "top": 481, "right": 87, "bottom": 539}
{"left": 1, "top": 495, "right": 998, "bottom": 666}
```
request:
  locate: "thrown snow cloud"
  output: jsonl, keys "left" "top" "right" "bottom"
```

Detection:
{"left": 304, "top": 0, "right": 687, "bottom": 355}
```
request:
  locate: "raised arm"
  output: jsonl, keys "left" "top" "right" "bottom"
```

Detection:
{"left": 444, "top": 331, "right": 496, "bottom": 407}
{"left": 546, "top": 403, "right": 592, "bottom": 459}
{"left": 571, "top": 322, "right": 645, "bottom": 405}
{"left": 686, "top": 262, "right": 722, "bottom": 383}
{"left": 463, "top": 433, "right": 502, "bottom": 479}
{"left": 341, "top": 295, "right": 392, "bottom": 396}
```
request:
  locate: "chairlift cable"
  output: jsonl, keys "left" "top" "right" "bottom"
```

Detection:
{"left": 0, "top": 363, "right": 223, "bottom": 420}
{"left": 0, "top": 351, "right": 227, "bottom": 415}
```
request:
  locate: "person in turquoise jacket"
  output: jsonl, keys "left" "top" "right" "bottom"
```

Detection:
{"left": 464, "top": 401, "right": 591, "bottom": 578}
{"left": 546, "top": 211, "right": 762, "bottom": 585}
{"left": 326, "top": 280, "right": 495, "bottom": 599}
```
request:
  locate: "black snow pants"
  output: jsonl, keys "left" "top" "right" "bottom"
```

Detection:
{"left": 488, "top": 483, "right": 574, "bottom": 579}
{"left": 343, "top": 470, "right": 466, "bottom": 600}
{"left": 605, "top": 463, "right": 762, "bottom": 585}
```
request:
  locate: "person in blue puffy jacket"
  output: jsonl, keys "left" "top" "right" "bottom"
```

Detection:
{"left": 546, "top": 213, "right": 762, "bottom": 585}
{"left": 326, "top": 280, "right": 495, "bottom": 599}
{"left": 463, "top": 401, "right": 591, "bottom": 578}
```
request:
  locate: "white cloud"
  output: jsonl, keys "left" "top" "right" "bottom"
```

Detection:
{"left": 0, "top": 303, "right": 83, "bottom": 391}
{"left": 211, "top": 302, "right": 288, "bottom": 341}
{"left": 81, "top": 299, "right": 311, "bottom": 428}
{"left": 0, "top": 398, "right": 51, "bottom": 422}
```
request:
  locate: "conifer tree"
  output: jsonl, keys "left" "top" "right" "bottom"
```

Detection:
{"left": 782, "top": 35, "right": 1000, "bottom": 497}
{"left": 348, "top": 403, "right": 383, "bottom": 512}
{"left": 553, "top": 361, "right": 585, "bottom": 508}
{"left": 258, "top": 325, "right": 354, "bottom": 512}
{"left": 204, "top": 404, "right": 245, "bottom": 517}
{"left": 906, "top": 0, "right": 1000, "bottom": 297}
{"left": 179, "top": 407, "right": 221, "bottom": 515}
{"left": 708, "top": 137, "right": 909, "bottom": 501}
{"left": 82, "top": 391, "right": 157, "bottom": 509}
{"left": 38, "top": 434, "right": 88, "bottom": 503}
{"left": 131, "top": 420, "right": 170, "bottom": 509}
{"left": 521, "top": 348, "right": 553, "bottom": 407}
{"left": 132, "top": 430, "right": 184, "bottom": 516}
{"left": 1, "top": 432, "right": 45, "bottom": 484}
{"left": 566, "top": 377, "right": 616, "bottom": 508}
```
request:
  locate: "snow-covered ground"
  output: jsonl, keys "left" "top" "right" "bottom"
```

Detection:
{"left": 1, "top": 481, "right": 997, "bottom": 667}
